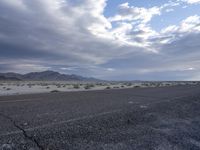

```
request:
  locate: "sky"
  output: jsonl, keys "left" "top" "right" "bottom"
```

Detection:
{"left": 0, "top": 0, "right": 200, "bottom": 80}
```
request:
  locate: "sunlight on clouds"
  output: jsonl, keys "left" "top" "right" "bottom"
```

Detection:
{"left": 160, "top": 15, "right": 200, "bottom": 41}
{"left": 165, "top": 8, "right": 174, "bottom": 12}
{"left": 180, "top": 15, "right": 200, "bottom": 32}
{"left": 182, "top": 0, "right": 200, "bottom": 4}
{"left": 1, "top": 0, "right": 27, "bottom": 10}
{"left": 0, "top": 0, "right": 200, "bottom": 80}
{"left": 107, "top": 68, "right": 115, "bottom": 71}
{"left": 15, "top": 64, "right": 51, "bottom": 72}
{"left": 108, "top": 3, "right": 161, "bottom": 23}
{"left": 161, "top": 25, "right": 179, "bottom": 33}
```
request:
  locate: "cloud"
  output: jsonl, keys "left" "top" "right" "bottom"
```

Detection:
{"left": 106, "top": 1, "right": 183, "bottom": 52}
{"left": 106, "top": 68, "right": 115, "bottom": 71}
{"left": 0, "top": 0, "right": 155, "bottom": 72}
{"left": 108, "top": 1, "right": 180, "bottom": 23}
{"left": 0, "top": 0, "right": 113, "bottom": 65}
{"left": 0, "top": 0, "right": 200, "bottom": 80}
{"left": 165, "top": 8, "right": 174, "bottom": 12}
{"left": 100, "top": 14, "right": 200, "bottom": 80}
{"left": 0, "top": 0, "right": 151, "bottom": 66}
{"left": 160, "top": 15, "right": 200, "bottom": 43}
{"left": 181, "top": 0, "right": 200, "bottom": 4}
{"left": 108, "top": 3, "right": 161, "bottom": 23}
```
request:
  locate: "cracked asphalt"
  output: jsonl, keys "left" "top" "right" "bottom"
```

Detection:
{"left": 1, "top": 85, "right": 200, "bottom": 150}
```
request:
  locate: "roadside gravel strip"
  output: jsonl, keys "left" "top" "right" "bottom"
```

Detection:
{"left": 0, "top": 85, "right": 200, "bottom": 150}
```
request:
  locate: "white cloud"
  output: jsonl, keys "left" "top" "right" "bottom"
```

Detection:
{"left": 0, "top": 0, "right": 27, "bottom": 10}
{"left": 161, "top": 25, "right": 179, "bottom": 33}
{"left": 180, "top": 15, "right": 200, "bottom": 32}
{"left": 109, "top": 3, "right": 161, "bottom": 23}
{"left": 0, "top": 0, "right": 200, "bottom": 80}
{"left": 105, "top": 1, "right": 184, "bottom": 52}
{"left": 160, "top": 15, "right": 200, "bottom": 39}
{"left": 182, "top": 0, "right": 200, "bottom": 4}
{"left": 14, "top": 64, "right": 51, "bottom": 73}
{"left": 107, "top": 68, "right": 115, "bottom": 71}
{"left": 0, "top": 0, "right": 117, "bottom": 65}
{"left": 165, "top": 8, "right": 174, "bottom": 12}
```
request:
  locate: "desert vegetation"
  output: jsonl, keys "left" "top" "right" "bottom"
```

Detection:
{"left": 0, "top": 81, "right": 199, "bottom": 96}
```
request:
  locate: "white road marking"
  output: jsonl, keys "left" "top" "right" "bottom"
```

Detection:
{"left": 0, "top": 92, "right": 194, "bottom": 104}
{"left": 0, "top": 94, "right": 196, "bottom": 137}
{"left": 140, "top": 105, "right": 147, "bottom": 108}
{"left": 0, "top": 98, "right": 43, "bottom": 103}
{"left": 0, "top": 109, "right": 122, "bottom": 137}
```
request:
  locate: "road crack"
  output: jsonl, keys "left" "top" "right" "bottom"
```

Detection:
{"left": 0, "top": 112, "right": 44, "bottom": 150}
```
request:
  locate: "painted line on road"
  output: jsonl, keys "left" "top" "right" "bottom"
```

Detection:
{"left": 0, "top": 98, "right": 44, "bottom": 103}
{"left": 0, "top": 88, "right": 197, "bottom": 104}
{"left": 0, "top": 109, "right": 122, "bottom": 137}
{"left": 2, "top": 94, "right": 193, "bottom": 118}
{"left": 0, "top": 94, "right": 196, "bottom": 137}
{"left": 0, "top": 93, "right": 155, "bottom": 103}
{"left": 0, "top": 94, "right": 175, "bottom": 104}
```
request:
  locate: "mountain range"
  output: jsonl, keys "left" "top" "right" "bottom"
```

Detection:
{"left": 0, "top": 71, "right": 99, "bottom": 81}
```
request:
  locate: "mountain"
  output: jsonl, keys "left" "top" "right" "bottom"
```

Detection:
{"left": 0, "top": 71, "right": 99, "bottom": 81}
{"left": 0, "top": 72, "right": 23, "bottom": 80}
{"left": 0, "top": 75, "right": 21, "bottom": 81}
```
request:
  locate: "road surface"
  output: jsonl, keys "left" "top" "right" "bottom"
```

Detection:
{"left": 1, "top": 85, "right": 200, "bottom": 150}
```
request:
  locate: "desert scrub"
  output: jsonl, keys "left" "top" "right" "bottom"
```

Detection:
{"left": 134, "top": 85, "right": 140, "bottom": 88}
{"left": 96, "top": 83, "right": 103, "bottom": 86}
{"left": 84, "top": 84, "right": 95, "bottom": 90}
{"left": 126, "top": 83, "right": 132, "bottom": 86}
{"left": 105, "top": 86, "right": 111, "bottom": 90}
{"left": 56, "top": 85, "right": 61, "bottom": 88}
{"left": 84, "top": 85, "right": 90, "bottom": 89}
{"left": 50, "top": 90, "right": 60, "bottom": 93}
{"left": 89, "top": 84, "right": 95, "bottom": 88}
{"left": 73, "top": 84, "right": 80, "bottom": 89}
{"left": 142, "top": 83, "right": 149, "bottom": 87}
{"left": 156, "top": 84, "right": 161, "bottom": 87}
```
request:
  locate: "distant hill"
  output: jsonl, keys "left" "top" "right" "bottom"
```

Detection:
{"left": 0, "top": 71, "right": 99, "bottom": 81}
{"left": 0, "top": 75, "right": 21, "bottom": 81}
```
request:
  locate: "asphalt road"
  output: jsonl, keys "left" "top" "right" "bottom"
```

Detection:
{"left": 1, "top": 85, "right": 200, "bottom": 150}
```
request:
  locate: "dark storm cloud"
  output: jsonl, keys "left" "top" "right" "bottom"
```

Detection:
{"left": 161, "top": 33, "right": 200, "bottom": 55}
{"left": 0, "top": 42, "right": 51, "bottom": 59}
{"left": 0, "top": 0, "right": 200, "bottom": 80}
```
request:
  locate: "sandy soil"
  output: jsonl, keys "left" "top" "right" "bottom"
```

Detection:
{"left": 0, "top": 81, "right": 198, "bottom": 96}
